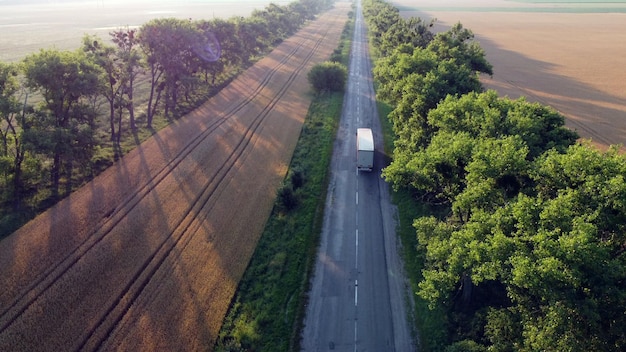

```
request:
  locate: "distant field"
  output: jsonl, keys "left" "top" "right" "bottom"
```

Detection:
{"left": 394, "top": 0, "right": 626, "bottom": 150}
{"left": 395, "top": 0, "right": 626, "bottom": 12}
{"left": 0, "top": 0, "right": 290, "bottom": 62}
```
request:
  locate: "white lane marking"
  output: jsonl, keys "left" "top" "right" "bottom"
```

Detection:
{"left": 355, "top": 228, "right": 359, "bottom": 271}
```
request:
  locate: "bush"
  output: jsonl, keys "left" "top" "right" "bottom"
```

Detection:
{"left": 290, "top": 169, "right": 305, "bottom": 190}
{"left": 445, "top": 340, "right": 487, "bottom": 352}
{"left": 277, "top": 184, "right": 298, "bottom": 211}
{"left": 307, "top": 61, "right": 347, "bottom": 93}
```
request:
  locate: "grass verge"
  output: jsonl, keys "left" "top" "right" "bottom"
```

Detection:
{"left": 215, "top": 91, "right": 343, "bottom": 351}
{"left": 215, "top": 10, "right": 355, "bottom": 351}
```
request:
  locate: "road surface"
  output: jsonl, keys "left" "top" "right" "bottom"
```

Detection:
{"left": 301, "top": 1, "right": 416, "bottom": 351}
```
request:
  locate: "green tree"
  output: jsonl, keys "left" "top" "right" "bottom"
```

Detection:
{"left": 383, "top": 91, "right": 578, "bottom": 199}
{"left": 417, "top": 144, "right": 626, "bottom": 351}
{"left": 82, "top": 34, "right": 124, "bottom": 144}
{"left": 22, "top": 48, "right": 102, "bottom": 198}
{"left": 374, "top": 45, "right": 485, "bottom": 154}
{"left": 307, "top": 61, "right": 347, "bottom": 93}
{"left": 110, "top": 27, "right": 142, "bottom": 131}
{"left": 363, "top": 0, "right": 403, "bottom": 49}
{"left": 379, "top": 17, "right": 435, "bottom": 56}
{"left": 452, "top": 135, "right": 531, "bottom": 222}
{"left": 236, "top": 16, "right": 271, "bottom": 61}
{"left": 138, "top": 18, "right": 202, "bottom": 125}
{"left": 0, "top": 62, "right": 26, "bottom": 209}
{"left": 196, "top": 18, "right": 238, "bottom": 85}
{"left": 428, "top": 90, "right": 578, "bottom": 158}
{"left": 373, "top": 46, "right": 437, "bottom": 104}
{"left": 383, "top": 130, "right": 474, "bottom": 203}
{"left": 253, "top": 3, "right": 301, "bottom": 45}
{"left": 427, "top": 22, "right": 493, "bottom": 75}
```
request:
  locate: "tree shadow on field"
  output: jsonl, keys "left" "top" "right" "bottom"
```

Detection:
{"left": 0, "top": 8, "right": 343, "bottom": 351}
{"left": 409, "top": 10, "right": 626, "bottom": 151}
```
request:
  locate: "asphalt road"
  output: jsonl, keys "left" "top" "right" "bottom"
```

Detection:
{"left": 301, "top": 1, "right": 416, "bottom": 351}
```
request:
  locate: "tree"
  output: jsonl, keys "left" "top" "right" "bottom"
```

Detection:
{"left": 426, "top": 22, "right": 493, "bottom": 76}
{"left": 428, "top": 91, "right": 578, "bottom": 159}
{"left": 373, "top": 47, "right": 438, "bottom": 104}
{"left": 138, "top": 18, "right": 202, "bottom": 126}
{"left": 383, "top": 130, "right": 475, "bottom": 203}
{"left": 363, "top": 0, "right": 403, "bottom": 49}
{"left": 307, "top": 61, "right": 347, "bottom": 93}
{"left": 373, "top": 43, "right": 486, "bottom": 154}
{"left": 379, "top": 17, "right": 435, "bottom": 56}
{"left": 383, "top": 91, "right": 578, "bottom": 199}
{"left": 110, "top": 27, "right": 142, "bottom": 131}
{"left": 416, "top": 144, "right": 626, "bottom": 351}
{"left": 453, "top": 135, "right": 530, "bottom": 222}
{"left": 0, "top": 62, "right": 26, "bottom": 208}
{"left": 253, "top": 3, "right": 301, "bottom": 45}
{"left": 82, "top": 34, "right": 124, "bottom": 144}
{"left": 236, "top": 16, "right": 270, "bottom": 62}
{"left": 196, "top": 18, "right": 238, "bottom": 85}
{"left": 22, "top": 48, "right": 102, "bottom": 198}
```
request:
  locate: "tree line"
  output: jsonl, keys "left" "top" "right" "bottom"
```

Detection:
{"left": 363, "top": 0, "right": 626, "bottom": 350}
{"left": 0, "top": 0, "right": 334, "bottom": 237}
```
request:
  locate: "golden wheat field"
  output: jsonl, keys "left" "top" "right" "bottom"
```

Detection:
{"left": 395, "top": 0, "right": 626, "bottom": 151}
{"left": 0, "top": 3, "right": 350, "bottom": 351}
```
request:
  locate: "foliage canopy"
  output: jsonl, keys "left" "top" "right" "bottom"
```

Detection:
{"left": 363, "top": 0, "right": 626, "bottom": 350}
{"left": 307, "top": 61, "right": 348, "bottom": 93}
{"left": 0, "top": 0, "right": 333, "bottom": 238}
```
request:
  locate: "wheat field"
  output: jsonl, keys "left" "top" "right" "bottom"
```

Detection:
{"left": 395, "top": 0, "right": 626, "bottom": 150}
{"left": 0, "top": 3, "right": 350, "bottom": 351}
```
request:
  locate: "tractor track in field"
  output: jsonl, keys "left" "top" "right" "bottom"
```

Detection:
{"left": 80, "top": 17, "right": 336, "bottom": 352}
{"left": 0, "top": 5, "right": 348, "bottom": 351}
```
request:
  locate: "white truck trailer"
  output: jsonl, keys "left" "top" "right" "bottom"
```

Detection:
{"left": 356, "top": 128, "right": 374, "bottom": 172}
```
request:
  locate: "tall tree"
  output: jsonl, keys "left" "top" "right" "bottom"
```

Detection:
{"left": 22, "top": 49, "right": 102, "bottom": 198}
{"left": 417, "top": 144, "right": 626, "bottom": 351}
{"left": 139, "top": 18, "right": 202, "bottom": 126}
{"left": 383, "top": 91, "right": 578, "bottom": 199}
{"left": 195, "top": 18, "right": 234, "bottom": 85}
{"left": 0, "top": 62, "right": 26, "bottom": 208}
{"left": 427, "top": 22, "right": 493, "bottom": 75}
{"left": 236, "top": 16, "right": 270, "bottom": 61}
{"left": 82, "top": 35, "right": 123, "bottom": 144}
{"left": 110, "top": 27, "right": 142, "bottom": 131}
{"left": 373, "top": 24, "right": 490, "bottom": 154}
{"left": 379, "top": 17, "right": 435, "bottom": 56}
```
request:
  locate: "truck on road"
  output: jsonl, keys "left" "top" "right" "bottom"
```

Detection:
{"left": 357, "top": 128, "right": 374, "bottom": 172}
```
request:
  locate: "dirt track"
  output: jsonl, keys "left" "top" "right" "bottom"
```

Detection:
{"left": 0, "top": 4, "right": 348, "bottom": 351}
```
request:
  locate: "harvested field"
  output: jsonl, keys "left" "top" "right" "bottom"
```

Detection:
{"left": 0, "top": 3, "right": 349, "bottom": 351}
{"left": 0, "top": 0, "right": 292, "bottom": 62}
{"left": 395, "top": 0, "right": 626, "bottom": 151}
